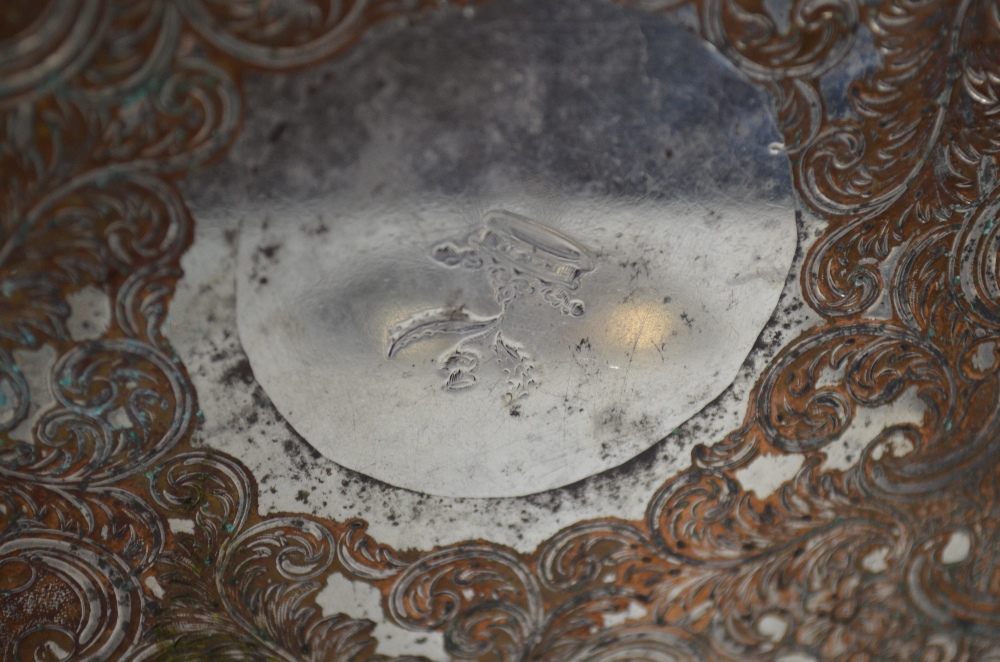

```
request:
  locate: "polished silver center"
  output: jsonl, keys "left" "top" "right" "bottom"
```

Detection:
{"left": 232, "top": 0, "right": 798, "bottom": 497}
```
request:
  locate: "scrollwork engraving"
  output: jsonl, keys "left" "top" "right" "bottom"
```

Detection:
{"left": 6, "top": 0, "right": 1000, "bottom": 658}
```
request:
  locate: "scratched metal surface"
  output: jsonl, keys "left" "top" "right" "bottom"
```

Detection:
{"left": 1, "top": 0, "right": 998, "bottom": 660}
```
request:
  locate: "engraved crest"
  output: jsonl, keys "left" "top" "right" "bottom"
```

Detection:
{"left": 387, "top": 210, "right": 595, "bottom": 403}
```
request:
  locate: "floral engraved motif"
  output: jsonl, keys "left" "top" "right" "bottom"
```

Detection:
{"left": 386, "top": 210, "right": 594, "bottom": 403}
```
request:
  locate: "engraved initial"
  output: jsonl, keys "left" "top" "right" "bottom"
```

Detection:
{"left": 386, "top": 210, "right": 595, "bottom": 403}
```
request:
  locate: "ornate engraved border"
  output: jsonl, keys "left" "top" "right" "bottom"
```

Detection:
{"left": 2, "top": 0, "right": 1000, "bottom": 659}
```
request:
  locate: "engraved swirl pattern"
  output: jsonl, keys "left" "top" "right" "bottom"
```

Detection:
{"left": 3, "top": 0, "right": 1000, "bottom": 659}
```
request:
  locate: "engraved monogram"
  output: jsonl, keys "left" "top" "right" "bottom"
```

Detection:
{"left": 386, "top": 210, "right": 594, "bottom": 403}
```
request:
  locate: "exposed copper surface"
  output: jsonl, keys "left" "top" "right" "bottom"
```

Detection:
{"left": 2, "top": 0, "right": 998, "bottom": 659}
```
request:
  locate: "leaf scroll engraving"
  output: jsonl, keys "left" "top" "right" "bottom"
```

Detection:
{"left": 12, "top": 0, "right": 1000, "bottom": 659}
